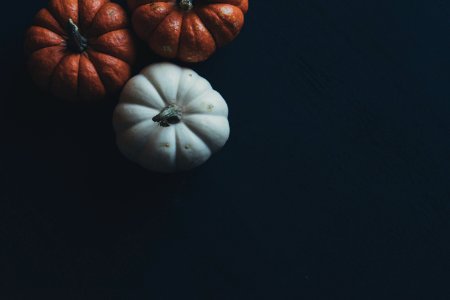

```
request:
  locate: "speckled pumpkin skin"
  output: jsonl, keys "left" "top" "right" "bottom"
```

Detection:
{"left": 25, "top": 0, "right": 136, "bottom": 102}
{"left": 128, "top": 0, "right": 248, "bottom": 62}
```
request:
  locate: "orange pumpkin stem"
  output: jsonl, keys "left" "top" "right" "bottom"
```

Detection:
{"left": 67, "top": 18, "right": 88, "bottom": 53}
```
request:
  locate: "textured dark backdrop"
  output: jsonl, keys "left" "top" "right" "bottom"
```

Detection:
{"left": 1, "top": 0, "right": 450, "bottom": 299}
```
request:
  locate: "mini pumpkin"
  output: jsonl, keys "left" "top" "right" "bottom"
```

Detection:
{"left": 113, "top": 62, "right": 230, "bottom": 172}
{"left": 25, "top": 0, "right": 136, "bottom": 102}
{"left": 127, "top": 0, "right": 249, "bottom": 62}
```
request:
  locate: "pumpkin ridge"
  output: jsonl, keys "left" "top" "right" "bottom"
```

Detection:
{"left": 123, "top": 73, "right": 166, "bottom": 109}
{"left": 34, "top": 9, "right": 67, "bottom": 37}
{"left": 181, "top": 118, "right": 213, "bottom": 153}
{"left": 88, "top": 49, "right": 131, "bottom": 95}
{"left": 139, "top": 3, "right": 175, "bottom": 42}
{"left": 184, "top": 112, "right": 225, "bottom": 118}
{"left": 32, "top": 25, "right": 65, "bottom": 41}
{"left": 84, "top": 50, "right": 107, "bottom": 94}
{"left": 87, "top": 42, "right": 130, "bottom": 65}
{"left": 183, "top": 96, "right": 227, "bottom": 116}
{"left": 182, "top": 88, "right": 212, "bottom": 107}
{"left": 175, "top": 11, "right": 187, "bottom": 59}
{"left": 88, "top": 29, "right": 135, "bottom": 64}
{"left": 176, "top": 122, "right": 212, "bottom": 157}
{"left": 45, "top": 5, "right": 64, "bottom": 32}
{"left": 115, "top": 103, "right": 160, "bottom": 130}
{"left": 25, "top": 26, "right": 66, "bottom": 54}
{"left": 183, "top": 114, "right": 229, "bottom": 152}
{"left": 29, "top": 43, "right": 65, "bottom": 55}
{"left": 75, "top": 53, "right": 81, "bottom": 98}
{"left": 136, "top": 126, "right": 164, "bottom": 165}
{"left": 117, "top": 120, "right": 158, "bottom": 159}
{"left": 212, "top": 5, "right": 244, "bottom": 37}
{"left": 86, "top": 49, "right": 133, "bottom": 94}
{"left": 77, "top": 53, "right": 106, "bottom": 100}
{"left": 84, "top": 1, "right": 108, "bottom": 36}
{"left": 47, "top": 49, "right": 70, "bottom": 91}
{"left": 141, "top": 73, "right": 170, "bottom": 106}
{"left": 171, "top": 125, "right": 182, "bottom": 169}
{"left": 178, "top": 77, "right": 210, "bottom": 105}
{"left": 194, "top": 10, "right": 219, "bottom": 48}
{"left": 174, "top": 125, "right": 181, "bottom": 167}
{"left": 85, "top": 2, "right": 130, "bottom": 38}
{"left": 175, "top": 70, "right": 203, "bottom": 105}
{"left": 172, "top": 123, "right": 213, "bottom": 170}
{"left": 32, "top": 16, "right": 67, "bottom": 40}
{"left": 175, "top": 67, "right": 189, "bottom": 103}
{"left": 197, "top": 6, "right": 236, "bottom": 46}
{"left": 175, "top": 68, "right": 195, "bottom": 102}
{"left": 176, "top": 12, "right": 216, "bottom": 62}
{"left": 47, "top": 0, "right": 79, "bottom": 35}
{"left": 131, "top": 0, "right": 176, "bottom": 11}
{"left": 120, "top": 118, "right": 156, "bottom": 136}
{"left": 49, "top": 54, "right": 81, "bottom": 101}
{"left": 88, "top": 28, "right": 128, "bottom": 41}
{"left": 207, "top": 0, "right": 248, "bottom": 14}
{"left": 148, "top": 10, "right": 182, "bottom": 58}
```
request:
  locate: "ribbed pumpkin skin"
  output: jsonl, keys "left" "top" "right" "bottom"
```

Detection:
{"left": 128, "top": 0, "right": 248, "bottom": 63}
{"left": 25, "top": 0, "right": 136, "bottom": 102}
{"left": 113, "top": 62, "right": 230, "bottom": 173}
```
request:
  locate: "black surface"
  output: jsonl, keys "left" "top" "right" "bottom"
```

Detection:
{"left": 1, "top": 0, "right": 450, "bottom": 298}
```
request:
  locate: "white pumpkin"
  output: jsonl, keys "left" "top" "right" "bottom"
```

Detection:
{"left": 113, "top": 62, "right": 230, "bottom": 173}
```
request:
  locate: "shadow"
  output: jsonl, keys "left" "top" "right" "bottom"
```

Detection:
{"left": 0, "top": 33, "right": 195, "bottom": 288}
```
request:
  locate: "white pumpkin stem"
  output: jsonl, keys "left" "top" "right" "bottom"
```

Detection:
{"left": 67, "top": 18, "right": 88, "bottom": 53}
{"left": 152, "top": 104, "right": 182, "bottom": 127}
{"left": 179, "top": 0, "right": 193, "bottom": 11}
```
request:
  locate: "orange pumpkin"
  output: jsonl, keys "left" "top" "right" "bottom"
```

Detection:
{"left": 25, "top": 0, "right": 136, "bottom": 102}
{"left": 128, "top": 0, "right": 248, "bottom": 62}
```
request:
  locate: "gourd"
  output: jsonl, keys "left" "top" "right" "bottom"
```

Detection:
{"left": 127, "top": 0, "right": 249, "bottom": 62}
{"left": 113, "top": 62, "right": 230, "bottom": 172}
{"left": 25, "top": 0, "right": 136, "bottom": 101}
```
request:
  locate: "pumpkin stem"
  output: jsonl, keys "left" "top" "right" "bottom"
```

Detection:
{"left": 152, "top": 104, "right": 182, "bottom": 127}
{"left": 67, "top": 18, "right": 88, "bottom": 53}
{"left": 179, "top": 0, "right": 193, "bottom": 11}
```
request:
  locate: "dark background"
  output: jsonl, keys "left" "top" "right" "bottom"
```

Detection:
{"left": 1, "top": 0, "right": 450, "bottom": 299}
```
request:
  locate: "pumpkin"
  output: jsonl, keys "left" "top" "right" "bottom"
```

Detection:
{"left": 113, "top": 62, "right": 230, "bottom": 172}
{"left": 25, "top": 0, "right": 136, "bottom": 102}
{"left": 127, "top": 0, "right": 249, "bottom": 62}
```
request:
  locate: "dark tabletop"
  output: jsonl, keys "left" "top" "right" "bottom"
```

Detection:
{"left": 1, "top": 0, "right": 450, "bottom": 299}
